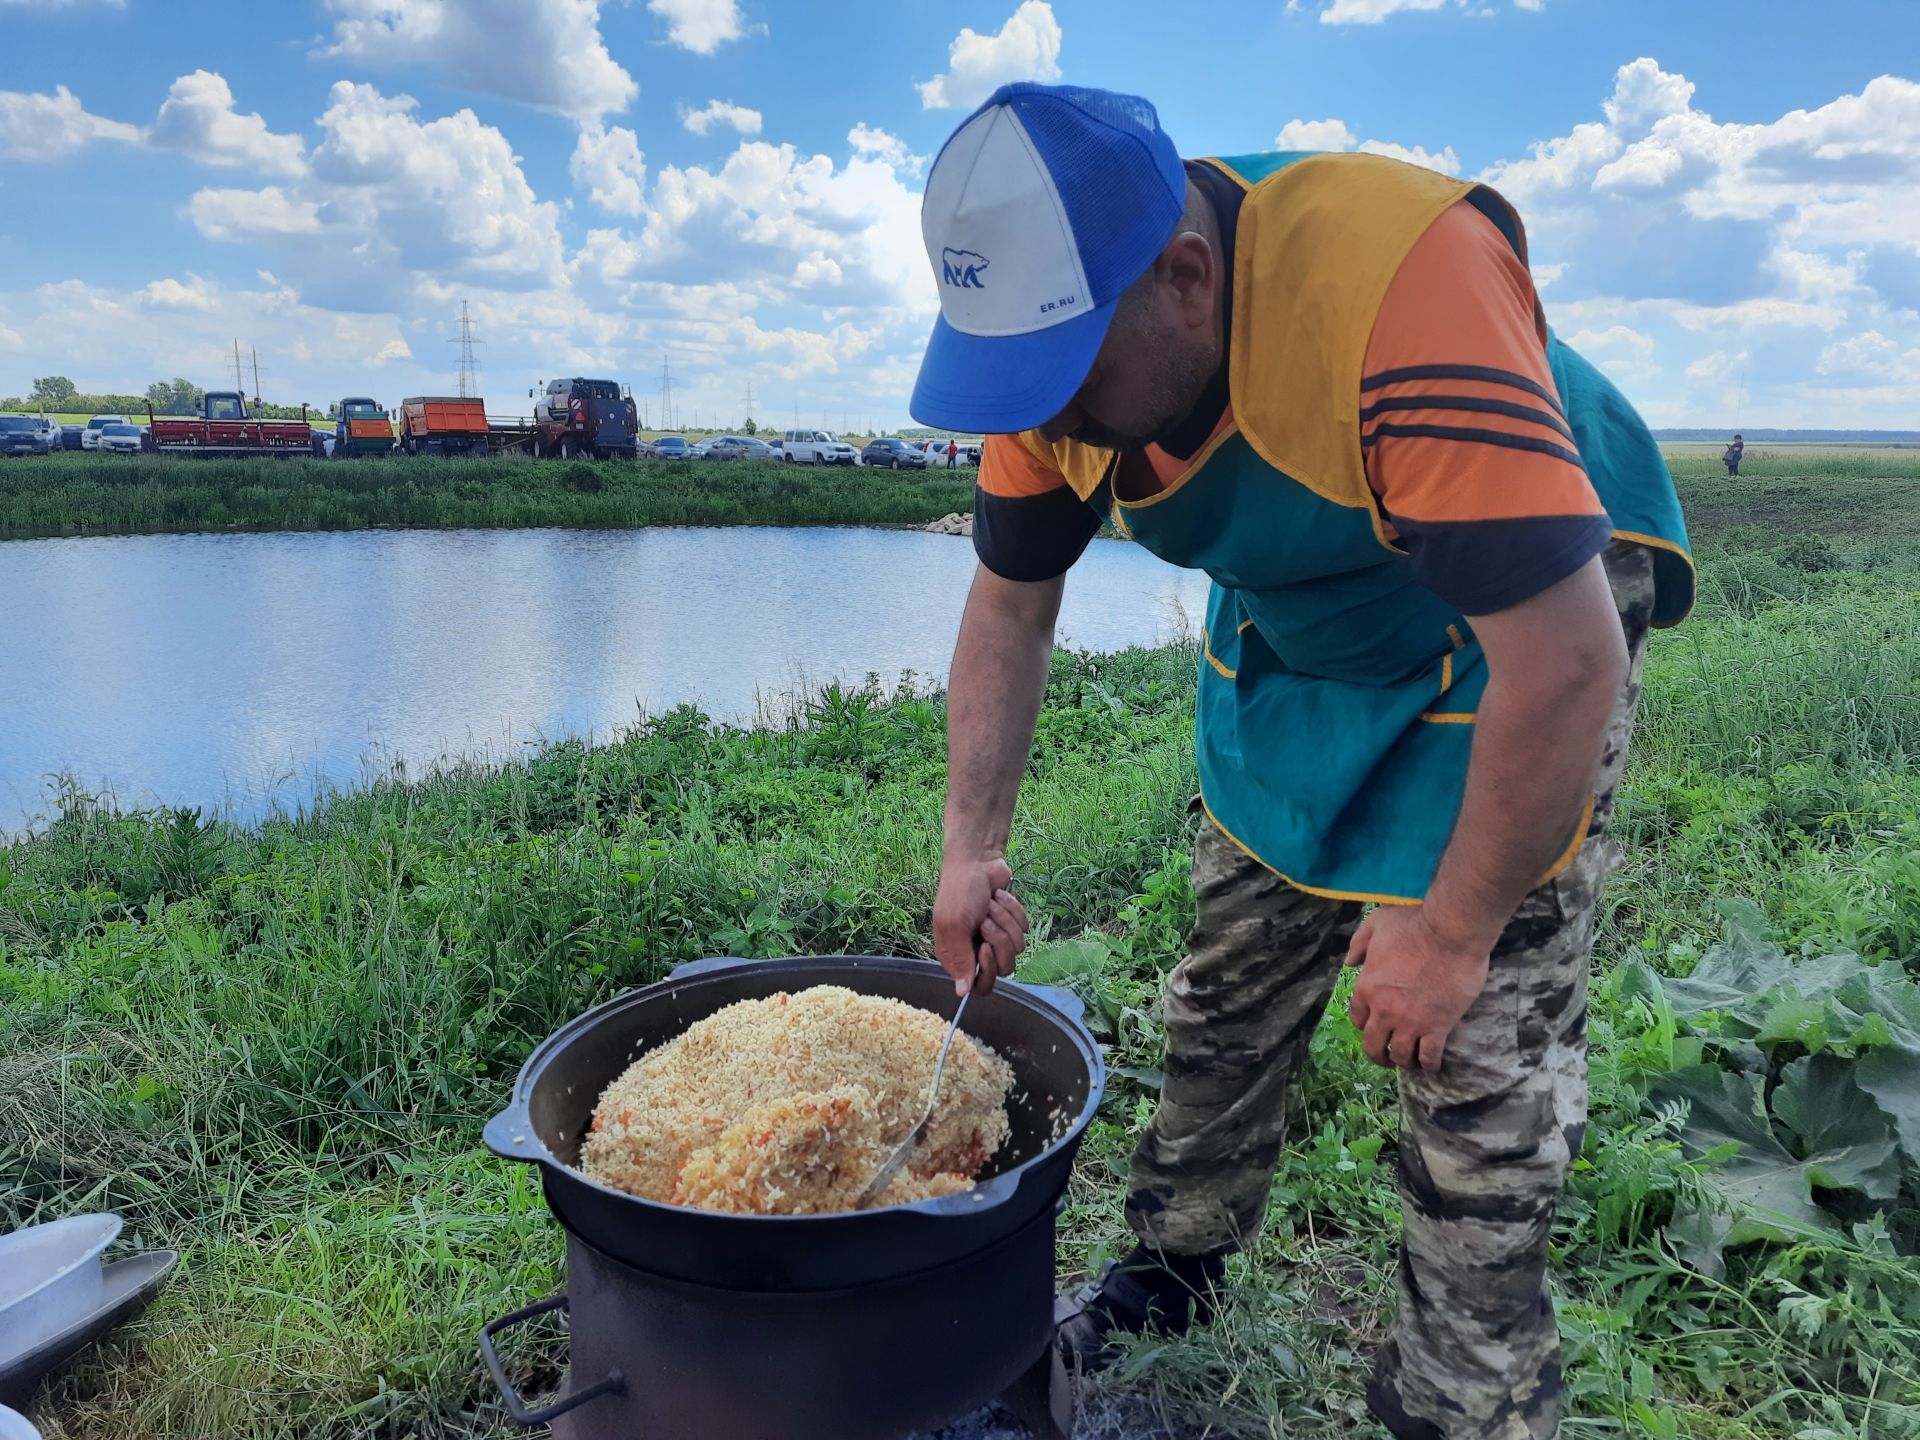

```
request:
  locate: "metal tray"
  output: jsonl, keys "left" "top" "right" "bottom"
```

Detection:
{"left": 0, "top": 1252, "right": 178, "bottom": 1409}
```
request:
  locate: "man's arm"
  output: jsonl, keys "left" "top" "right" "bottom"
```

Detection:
{"left": 933, "top": 563, "right": 1064, "bottom": 995}
{"left": 1347, "top": 555, "right": 1625, "bottom": 1070}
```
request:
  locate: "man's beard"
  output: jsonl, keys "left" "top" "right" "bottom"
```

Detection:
{"left": 1069, "top": 333, "right": 1217, "bottom": 454}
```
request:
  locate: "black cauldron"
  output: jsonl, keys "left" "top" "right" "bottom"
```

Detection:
{"left": 478, "top": 955, "right": 1104, "bottom": 1439}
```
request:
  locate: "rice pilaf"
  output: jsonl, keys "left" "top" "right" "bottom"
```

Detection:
{"left": 579, "top": 986, "right": 1014, "bottom": 1214}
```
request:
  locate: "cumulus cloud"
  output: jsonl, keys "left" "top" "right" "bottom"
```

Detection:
{"left": 648, "top": 0, "right": 748, "bottom": 54}
{"left": 319, "top": 0, "right": 637, "bottom": 125}
{"left": 187, "top": 186, "right": 323, "bottom": 238}
{"left": 369, "top": 337, "right": 412, "bottom": 365}
{"left": 150, "top": 70, "right": 307, "bottom": 178}
{"left": 1273, "top": 117, "right": 1460, "bottom": 174}
{"left": 1816, "top": 330, "right": 1918, "bottom": 378}
{"left": 571, "top": 125, "right": 648, "bottom": 217}
{"left": 1313, "top": 0, "right": 1541, "bottom": 22}
{"left": 918, "top": 0, "right": 1063, "bottom": 110}
{"left": 848, "top": 123, "right": 924, "bottom": 176}
{"left": 185, "top": 82, "right": 565, "bottom": 314}
{"left": 0, "top": 84, "right": 143, "bottom": 160}
{"left": 681, "top": 99, "right": 763, "bottom": 136}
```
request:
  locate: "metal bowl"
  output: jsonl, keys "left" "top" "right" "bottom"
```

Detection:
{"left": 0, "top": 1216, "right": 122, "bottom": 1365}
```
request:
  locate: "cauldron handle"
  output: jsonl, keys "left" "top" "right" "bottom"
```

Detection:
{"left": 479, "top": 1293, "right": 625, "bottom": 1426}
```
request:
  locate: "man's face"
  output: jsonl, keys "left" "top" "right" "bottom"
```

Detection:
{"left": 1034, "top": 256, "right": 1219, "bottom": 453}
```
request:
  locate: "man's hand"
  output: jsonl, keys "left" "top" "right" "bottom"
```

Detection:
{"left": 933, "top": 856, "right": 1030, "bottom": 995}
{"left": 1345, "top": 905, "right": 1491, "bottom": 1071}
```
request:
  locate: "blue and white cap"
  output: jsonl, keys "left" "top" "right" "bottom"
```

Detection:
{"left": 909, "top": 83, "right": 1188, "bottom": 434}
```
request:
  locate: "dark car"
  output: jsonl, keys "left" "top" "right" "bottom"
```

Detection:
{"left": 0, "top": 415, "right": 50, "bottom": 456}
{"left": 860, "top": 438, "right": 929, "bottom": 471}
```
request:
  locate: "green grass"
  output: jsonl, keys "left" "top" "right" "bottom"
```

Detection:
{"left": 3, "top": 461, "right": 1919, "bottom": 1438}
{"left": 0, "top": 453, "right": 975, "bottom": 540}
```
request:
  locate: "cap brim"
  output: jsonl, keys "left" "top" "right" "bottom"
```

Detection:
{"left": 908, "top": 298, "right": 1117, "bottom": 434}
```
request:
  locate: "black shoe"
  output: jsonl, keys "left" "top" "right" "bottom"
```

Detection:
{"left": 1055, "top": 1244, "right": 1227, "bottom": 1372}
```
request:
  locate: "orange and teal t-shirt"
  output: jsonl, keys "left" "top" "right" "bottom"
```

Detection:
{"left": 973, "top": 165, "right": 1612, "bottom": 618}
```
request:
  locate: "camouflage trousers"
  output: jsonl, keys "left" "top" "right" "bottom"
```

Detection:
{"left": 1125, "top": 542, "right": 1656, "bottom": 1440}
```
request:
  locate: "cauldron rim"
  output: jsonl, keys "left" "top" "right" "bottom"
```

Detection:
{"left": 483, "top": 954, "right": 1105, "bottom": 1229}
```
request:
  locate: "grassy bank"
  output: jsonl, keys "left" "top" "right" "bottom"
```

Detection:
{"left": 4, "top": 468, "right": 1919, "bottom": 1438}
{"left": 0, "top": 454, "right": 975, "bottom": 540}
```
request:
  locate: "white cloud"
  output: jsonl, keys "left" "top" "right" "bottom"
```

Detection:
{"left": 1272, "top": 117, "right": 1459, "bottom": 174}
{"left": 0, "top": 84, "right": 143, "bottom": 160}
{"left": 648, "top": 0, "right": 748, "bottom": 54}
{"left": 681, "top": 99, "right": 763, "bottom": 136}
{"left": 1313, "top": 0, "right": 1541, "bottom": 22}
{"left": 369, "top": 337, "right": 412, "bottom": 365}
{"left": 917, "top": 0, "right": 1063, "bottom": 111}
{"left": 149, "top": 70, "right": 307, "bottom": 178}
{"left": 1567, "top": 324, "right": 1655, "bottom": 358}
{"left": 1276, "top": 118, "right": 1355, "bottom": 150}
{"left": 571, "top": 125, "right": 648, "bottom": 217}
{"left": 848, "top": 123, "right": 924, "bottom": 176}
{"left": 187, "top": 186, "right": 323, "bottom": 238}
{"left": 1816, "top": 330, "right": 1919, "bottom": 378}
{"left": 319, "top": 0, "right": 637, "bottom": 125}
{"left": 139, "top": 277, "right": 217, "bottom": 310}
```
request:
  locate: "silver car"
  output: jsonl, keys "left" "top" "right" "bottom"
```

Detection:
{"left": 97, "top": 422, "right": 147, "bottom": 454}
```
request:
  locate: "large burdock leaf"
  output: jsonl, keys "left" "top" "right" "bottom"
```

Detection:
{"left": 1855, "top": 1045, "right": 1920, "bottom": 1166}
{"left": 1651, "top": 1062, "right": 1898, "bottom": 1277}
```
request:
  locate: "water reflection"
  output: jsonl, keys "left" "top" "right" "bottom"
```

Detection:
{"left": 2, "top": 526, "right": 1206, "bottom": 831}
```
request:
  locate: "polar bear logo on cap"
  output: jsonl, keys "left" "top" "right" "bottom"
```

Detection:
{"left": 941, "top": 248, "right": 990, "bottom": 289}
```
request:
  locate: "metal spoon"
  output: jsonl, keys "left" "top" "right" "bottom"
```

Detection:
{"left": 859, "top": 964, "right": 979, "bottom": 1206}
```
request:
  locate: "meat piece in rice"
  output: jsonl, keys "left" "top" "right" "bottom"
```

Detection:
{"left": 579, "top": 985, "right": 1014, "bottom": 1215}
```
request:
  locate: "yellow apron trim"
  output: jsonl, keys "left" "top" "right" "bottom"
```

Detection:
{"left": 1612, "top": 528, "right": 1698, "bottom": 627}
{"left": 1198, "top": 156, "right": 1255, "bottom": 192}
{"left": 1439, "top": 651, "right": 1454, "bottom": 696}
{"left": 1419, "top": 711, "right": 1476, "bottom": 724}
{"left": 1236, "top": 617, "right": 1257, "bottom": 634}
{"left": 1200, "top": 764, "right": 1598, "bottom": 904}
{"left": 1202, "top": 630, "right": 1236, "bottom": 680}
{"left": 1199, "top": 795, "right": 1420, "bottom": 906}
{"left": 1536, "top": 793, "right": 1597, "bottom": 888}
{"left": 1446, "top": 623, "right": 1466, "bottom": 650}
{"left": 1114, "top": 422, "right": 1242, "bottom": 511}
{"left": 1228, "top": 154, "right": 1484, "bottom": 521}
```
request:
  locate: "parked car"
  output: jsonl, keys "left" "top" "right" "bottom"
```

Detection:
{"left": 861, "top": 438, "right": 929, "bottom": 471}
{"left": 58, "top": 424, "right": 83, "bottom": 450}
{"left": 782, "top": 428, "right": 857, "bottom": 465}
{"left": 0, "top": 415, "right": 50, "bottom": 456}
{"left": 35, "top": 418, "right": 61, "bottom": 452}
{"left": 650, "top": 434, "right": 693, "bottom": 461}
{"left": 96, "top": 422, "right": 148, "bottom": 455}
{"left": 81, "top": 414, "right": 128, "bottom": 451}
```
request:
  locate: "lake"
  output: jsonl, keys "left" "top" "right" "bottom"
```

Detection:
{"left": 3, "top": 525, "right": 1208, "bottom": 833}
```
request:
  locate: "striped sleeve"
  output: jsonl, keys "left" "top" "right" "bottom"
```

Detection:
{"left": 1362, "top": 200, "right": 1611, "bottom": 616}
{"left": 973, "top": 432, "right": 1100, "bottom": 582}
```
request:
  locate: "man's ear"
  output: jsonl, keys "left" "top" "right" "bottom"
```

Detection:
{"left": 1156, "top": 231, "right": 1217, "bottom": 329}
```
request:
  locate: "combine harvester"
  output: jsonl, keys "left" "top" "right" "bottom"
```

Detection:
{"left": 148, "top": 391, "right": 313, "bottom": 456}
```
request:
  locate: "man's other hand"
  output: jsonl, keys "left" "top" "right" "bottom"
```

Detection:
{"left": 933, "top": 856, "right": 1028, "bottom": 995}
{"left": 1345, "top": 905, "right": 1491, "bottom": 1072}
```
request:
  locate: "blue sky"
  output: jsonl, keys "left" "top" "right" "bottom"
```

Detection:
{"left": 2, "top": 0, "right": 1917, "bottom": 429}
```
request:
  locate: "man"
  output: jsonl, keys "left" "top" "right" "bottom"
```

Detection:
{"left": 1724, "top": 433, "right": 1744, "bottom": 476}
{"left": 908, "top": 84, "right": 1692, "bottom": 1440}
{"left": 948, "top": 437, "right": 961, "bottom": 468}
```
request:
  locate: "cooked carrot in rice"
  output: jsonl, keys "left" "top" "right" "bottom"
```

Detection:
{"left": 579, "top": 986, "right": 1014, "bottom": 1214}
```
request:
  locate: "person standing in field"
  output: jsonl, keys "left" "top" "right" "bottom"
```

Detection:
{"left": 909, "top": 84, "right": 1692, "bottom": 1440}
{"left": 947, "top": 438, "right": 960, "bottom": 468}
{"left": 1723, "top": 433, "right": 1744, "bottom": 476}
